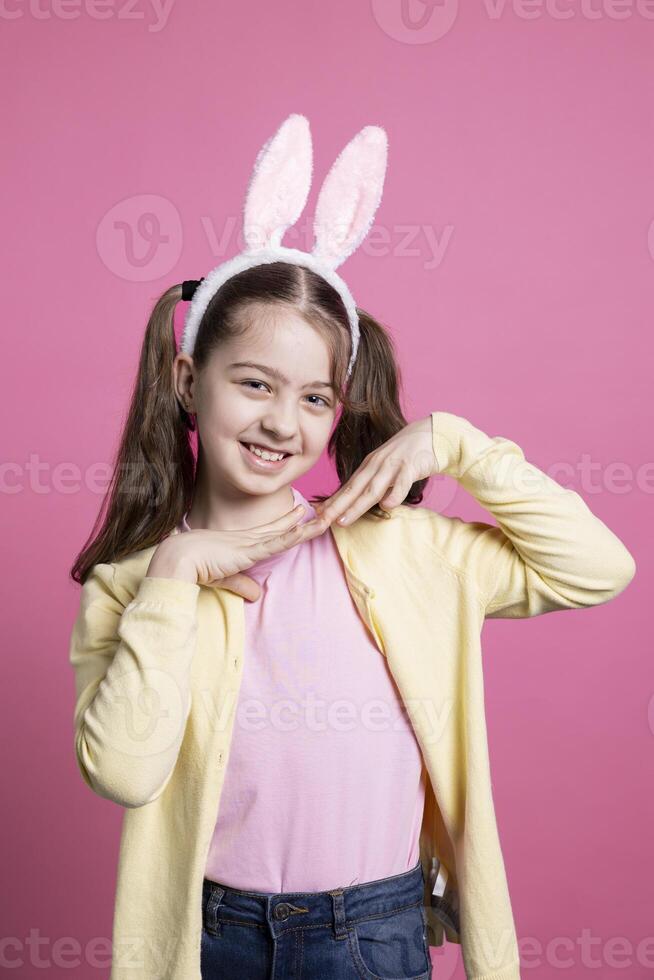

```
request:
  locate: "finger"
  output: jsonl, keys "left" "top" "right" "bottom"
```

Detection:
{"left": 257, "top": 512, "right": 331, "bottom": 551}
{"left": 216, "top": 573, "right": 262, "bottom": 602}
{"left": 294, "top": 512, "right": 332, "bottom": 540}
{"left": 378, "top": 467, "right": 413, "bottom": 512}
{"left": 248, "top": 518, "right": 313, "bottom": 557}
{"left": 317, "top": 458, "right": 398, "bottom": 526}
{"left": 313, "top": 470, "right": 367, "bottom": 521}
{"left": 254, "top": 514, "right": 307, "bottom": 547}
{"left": 248, "top": 502, "right": 306, "bottom": 533}
{"left": 220, "top": 518, "right": 331, "bottom": 596}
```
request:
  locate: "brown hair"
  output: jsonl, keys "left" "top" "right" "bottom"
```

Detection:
{"left": 70, "top": 262, "right": 430, "bottom": 584}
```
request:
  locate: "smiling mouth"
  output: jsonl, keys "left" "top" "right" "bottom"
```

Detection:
{"left": 239, "top": 441, "right": 293, "bottom": 462}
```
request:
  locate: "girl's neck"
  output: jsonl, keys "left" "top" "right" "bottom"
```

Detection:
{"left": 185, "top": 481, "right": 297, "bottom": 532}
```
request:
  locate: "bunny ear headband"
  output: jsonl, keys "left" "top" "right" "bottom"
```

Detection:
{"left": 180, "top": 113, "right": 389, "bottom": 382}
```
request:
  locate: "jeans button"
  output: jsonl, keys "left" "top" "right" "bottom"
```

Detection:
{"left": 274, "top": 903, "right": 290, "bottom": 920}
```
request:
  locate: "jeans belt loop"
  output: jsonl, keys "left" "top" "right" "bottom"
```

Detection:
{"left": 330, "top": 889, "right": 347, "bottom": 941}
{"left": 205, "top": 885, "right": 225, "bottom": 937}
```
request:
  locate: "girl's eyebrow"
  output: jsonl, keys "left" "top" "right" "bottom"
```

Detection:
{"left": 228, "top": 361, "right": 335, "bottom": 391}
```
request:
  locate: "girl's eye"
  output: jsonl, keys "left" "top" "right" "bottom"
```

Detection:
{"left": 239, "top": 381, "right": 330, "bottom": 408}
{"left": 240, "top": 380, "right": 268, "bottom": 392}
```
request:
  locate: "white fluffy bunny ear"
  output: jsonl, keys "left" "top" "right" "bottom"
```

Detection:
{"left": 243, "top": 113, "right": 313, "bottom": 251}
{"left": 312, "top": 125, "right": 388, "bottom": 270}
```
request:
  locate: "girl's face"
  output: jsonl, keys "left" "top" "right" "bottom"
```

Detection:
{"left": 175, "top": 307, "right": 340, "bottom": 499}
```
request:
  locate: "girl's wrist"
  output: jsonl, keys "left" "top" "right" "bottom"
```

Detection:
{"left": 147, "top": 542, "right": 197, "bottom": 583}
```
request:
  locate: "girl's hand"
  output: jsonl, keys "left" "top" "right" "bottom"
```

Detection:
{"left": 146, "top": 503, "right": 331, "bottom": 601}
{"left": 314, "top": 416, "right": 437, "bottom": 526}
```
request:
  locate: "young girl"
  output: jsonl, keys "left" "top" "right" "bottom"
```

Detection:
{"left": 68, "top": 115, "right": 635, "bottom": 980}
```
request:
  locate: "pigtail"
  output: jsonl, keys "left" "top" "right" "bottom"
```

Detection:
{"left": 70, "top": 284, "right": 195, "bottom": 585}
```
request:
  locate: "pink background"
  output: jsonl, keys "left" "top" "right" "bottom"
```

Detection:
{"left": 2, "top": 1, "right": 651, "bottom": 977}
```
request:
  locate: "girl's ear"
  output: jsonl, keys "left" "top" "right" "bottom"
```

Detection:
{"left": 312, "top": 125, "right": 388, "bottom": 270}
{"left": 242, "top": 113, "right": 313, "bottom": 251}
{"left": 172, "top": 352, "right": 195, "bottom": 410}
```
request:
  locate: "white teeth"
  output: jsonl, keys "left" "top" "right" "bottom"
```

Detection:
{"left": 247, "top": 443, "right": 287, "bottom": 461}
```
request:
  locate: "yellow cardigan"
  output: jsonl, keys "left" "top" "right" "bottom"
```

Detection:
{"left": 68, "top": 411, "right": 635, "bottom": 980}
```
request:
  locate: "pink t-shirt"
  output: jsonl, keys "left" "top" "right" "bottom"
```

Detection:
{"left": 179, "top": 485, "right": 426, "bottom": 893}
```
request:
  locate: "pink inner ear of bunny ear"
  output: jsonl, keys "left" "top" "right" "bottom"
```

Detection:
{"left": 312, "top": 125, "right": 388, "bottom": 269}
{"left": 243, "top": 113, "right": 313, "bottom": 251}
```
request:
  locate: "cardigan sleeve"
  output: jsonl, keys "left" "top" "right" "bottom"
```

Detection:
{"left": 68, "top": 565, "right": 201, "bottom": 808}
{"left": 430, "top": 411, "right": 636, "bottom": 619}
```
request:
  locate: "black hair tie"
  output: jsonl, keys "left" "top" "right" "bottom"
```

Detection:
{"left": 181, "top": 279, "right": 204, "bottom": 301}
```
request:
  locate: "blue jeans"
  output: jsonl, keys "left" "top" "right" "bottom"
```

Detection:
{"left": 200, "top": 858, "right": 433, "bottom": 979}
